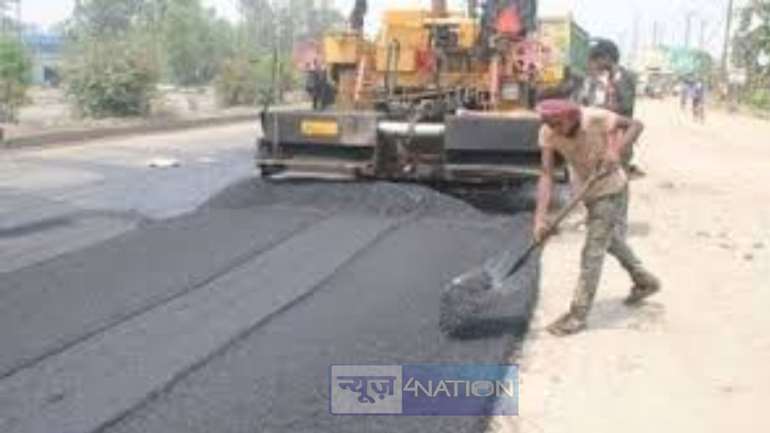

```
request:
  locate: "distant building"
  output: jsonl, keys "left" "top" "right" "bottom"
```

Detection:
{"left": 22, "top": 32, "right": 64, "bottom": 86}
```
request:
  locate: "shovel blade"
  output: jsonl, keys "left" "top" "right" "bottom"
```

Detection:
{"left": 439, "top": 248, "right": 541, "bottom": 338}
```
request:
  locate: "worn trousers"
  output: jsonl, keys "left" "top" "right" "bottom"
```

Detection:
{"left": 571, "top": 187, "right": 650, "bottom": 316}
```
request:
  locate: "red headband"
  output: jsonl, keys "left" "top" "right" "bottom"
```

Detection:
{"left": 536, "top": 99, "right": 580, "bottom": 120}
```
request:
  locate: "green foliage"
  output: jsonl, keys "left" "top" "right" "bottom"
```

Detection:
{"left": 65, "top": 38, "right": 159, "bottom": 118}
{"left": 214, "top": 57, "right": 258, "bottom": 107}
{"left": 239, "top": 0, "right": 345, "bottom": 56}
{"left": 214, "top": 55, "right": 297, "bottom": 107}
{"left": 61, "top": 0, "right": 344, "bottom": 116}
{"left": 63, "top": 0, "right": 161, "bottom": 118}
{"left": 732, "top": 2, "right": 770, "bottom": 89}
{"left": 70, "top": 0, "right": 152, "bottom": 37}
{"left": 0, "top": 36, "right": 31, "bottom": 121}
{"left": 161, "top": 1, "right": 236, "bottom": 86}
{"left": 748, "top": 88, "right": 770, "bottom": 110}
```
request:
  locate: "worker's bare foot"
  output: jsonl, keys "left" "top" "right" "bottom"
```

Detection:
{"left": 624, "top": 276, "right": 662, "bottom": 306}
{"left": 547, "top": 312, "right": 587, "bottom": 337}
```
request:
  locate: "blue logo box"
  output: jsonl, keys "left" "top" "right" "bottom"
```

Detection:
{"left": 330, "top": 364, "right": 518, "bottom": 416}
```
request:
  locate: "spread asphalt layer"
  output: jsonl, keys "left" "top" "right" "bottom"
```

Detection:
{"left": 0, "top": 179, "right": 539, "bottom": 433}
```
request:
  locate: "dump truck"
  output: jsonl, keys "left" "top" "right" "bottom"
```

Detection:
{"left": 537, "top": 15, "right": 590, "bottom": 92}
{"left": 258, "top": 0, "right": 579, "bottom": 185}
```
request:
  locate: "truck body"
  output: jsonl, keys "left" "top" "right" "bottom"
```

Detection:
{"left": 537, "top": 15, "right": 590, "bottom": 88}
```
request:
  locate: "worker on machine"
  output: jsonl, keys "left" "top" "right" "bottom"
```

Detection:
{"left": 305, "top": 59, "right": 327, "bottom": 111}
{"left": 533, "top": 99, "right": 661, "bottom": 336}
{"left": 350, "top": 0, "right": 367, "bottom": 32}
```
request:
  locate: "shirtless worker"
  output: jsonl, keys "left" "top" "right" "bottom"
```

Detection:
{"left": 533, "top": 99, "right": 661, "bottom": 336}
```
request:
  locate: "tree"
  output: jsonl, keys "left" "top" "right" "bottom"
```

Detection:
{"left": 64, "top": 0, "right": 160, "bottom": 117}
{"left": 732, "top": 1, "right": 770, "bottom": 106}
{"left": 0, "top": 35, "right": 30, "bottom": 122}
{"left": 71, "top": 0, "right": 151, "bottom": 38}
{"left": 239, "top": 0, "right": 276, "bottom": 56}
{"left": 161, "top": 0, "right": 235, "bottom": 86}
{"left": 65, "top": 37, "right": 159, "bottom": 117}
{"left": 239, "top": 0, "right": 344, "bottom": 56}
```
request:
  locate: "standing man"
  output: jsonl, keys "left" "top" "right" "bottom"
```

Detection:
{"left": 692, "top": 79, "right": 706, "bottom": 122}
{"left": 579, "top": 39, "right": 641, "bottom": 239}
{"left": 534, "top": 99, "right": 661, "bottom": 336}
{"left": 305, "top": 60, "right": 325, "bottom": 111}
{"left": 350, "top": 0, "right": 367, "bottom": 32}
{"left": 680, "top": 78, "right": 693, "bottom": 112}
{"left": 580, "top": 39, "right": 641, "bottom": 174}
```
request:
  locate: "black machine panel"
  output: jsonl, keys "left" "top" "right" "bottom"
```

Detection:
{"left": 444, "top": 115, "right": 542, "bottom": 152}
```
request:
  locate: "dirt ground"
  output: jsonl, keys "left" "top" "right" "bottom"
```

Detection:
{"left": 492, "top": 99, "right": 770, "bottom": 432}
{"left": 2, "top": 87, "right": 270, "bottom": 140}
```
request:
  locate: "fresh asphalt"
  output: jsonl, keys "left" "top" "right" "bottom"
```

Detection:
{"left": 0, "top": 125, "right": 539, "bottom": 433}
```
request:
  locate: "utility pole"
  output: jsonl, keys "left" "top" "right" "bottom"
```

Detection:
{"left": 660, "top": 23, "right": 667, "bottom": 47}
{"left": 631, "top": 12, "right": 640, "bottom": 66}
{"left": 721, "top": 0, "right": 735, "bottom": 76}
{"left": 700, "top": 18, "right": 707, "bottom": 51}
{"left": 1, "top": 0, "right": 22, "bottom": 41}
{"left": 685, "top": 11, "right": 696, "bottom": 48}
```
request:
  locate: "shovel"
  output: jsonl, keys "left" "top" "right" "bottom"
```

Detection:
{"left": 439, "top": 170, "right": 610, "bottom": 336}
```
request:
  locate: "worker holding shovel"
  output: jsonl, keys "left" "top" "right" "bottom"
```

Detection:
{"left": 534, "top": 99, "right": 661, "bottom": 336}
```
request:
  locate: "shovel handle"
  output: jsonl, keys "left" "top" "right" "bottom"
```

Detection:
{"left": 537, "top": 170, "right": 609, "bottom": 245}
{"left": 504, "top": 170, "right": 611, "bottom": 279}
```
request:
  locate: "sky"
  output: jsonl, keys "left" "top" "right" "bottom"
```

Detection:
{"left": 19, "top": 0, "right": 733, "bottom": 57}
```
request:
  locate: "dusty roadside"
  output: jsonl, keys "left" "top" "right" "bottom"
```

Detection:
{"left": 496, "top": 99, "right": 770, "bottom": 432}
{"left": 0, "top": 87, "right": 306, "bottom": 148}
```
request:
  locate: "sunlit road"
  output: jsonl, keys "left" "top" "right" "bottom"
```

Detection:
{"left": 0, "top": 124, "right": 534, "bottom": 433}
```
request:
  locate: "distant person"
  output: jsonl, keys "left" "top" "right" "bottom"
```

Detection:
{"left": 692, "top": 79, "right": 706, "bottom": 122}
{"left": 680, "top": 78, "right": 694, "bottom": 112}
{"left": 533, "top": 99, "right": 661, "bottom": 336}
{"left": 350, "top": 0, "right": 367, "bottom": 32}
{"left": 304, "top": 60, "right": 325, "bottom": 110}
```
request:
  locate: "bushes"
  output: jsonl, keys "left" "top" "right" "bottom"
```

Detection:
{"left": 0, "top": 36, "right": 31, "bottom": 122}
{"left": 214, "top": 55, "right": 297, "bottom": 108}
{"left": 748, "top": 88, "right": 770, "bottom": 111}
{"left": 213, "top": 57, "right": 261, "bottom": 107}
{"left": 65, "top": 39, "right": 159, "bottom": 118}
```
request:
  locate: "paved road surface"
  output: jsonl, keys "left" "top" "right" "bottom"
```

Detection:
{"left": 0, "top": 124, "right": 258, "bottom": 272}
{"left": 0, "top": 125, "right": 538, "bottom": 433}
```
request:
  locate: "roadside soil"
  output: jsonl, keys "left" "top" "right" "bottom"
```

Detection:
{"left": 1, "top": 87, "right": 303, "bottom": 143}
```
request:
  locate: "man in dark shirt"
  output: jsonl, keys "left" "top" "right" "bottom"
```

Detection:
{"left": 578, "top": 39, "right": 643, "bottom": 238}
{"left": 580, "top": 39, "right": 637, "bottom": 120}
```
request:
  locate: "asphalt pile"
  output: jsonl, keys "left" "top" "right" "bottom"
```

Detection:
{"left": 206, "top": 178, "right": 492, "bottom": 219}
{"left": 440, "top": 247, "right": 541, "bottom": 339}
